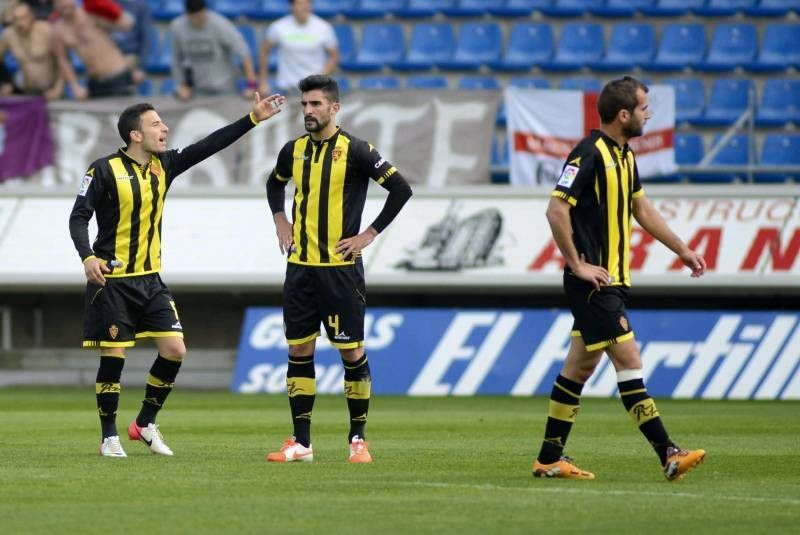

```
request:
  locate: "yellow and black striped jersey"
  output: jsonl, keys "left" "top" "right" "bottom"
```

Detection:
{"left": 552, "top": 129, "right": 645, "bottom": 287}
{"left": 69, "top": 113, "right": 257, "bottom": 277}
{"left": 273, "top": 127, "right": 398, "bottom": 266}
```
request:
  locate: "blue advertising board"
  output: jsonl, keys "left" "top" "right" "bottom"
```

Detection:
{"left": 232, "top": 308, "right": 800, "bottom": 399}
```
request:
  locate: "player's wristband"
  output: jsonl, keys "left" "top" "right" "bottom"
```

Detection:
{"left": 82, "top": 255, "right": 97, "bottom": 264}
{"left": 249, "top": 112, "right": 259, "bottom": 125}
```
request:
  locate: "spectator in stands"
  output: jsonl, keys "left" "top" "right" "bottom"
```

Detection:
{"left": 170, "top": 0, "right": 257, "bottom": 100}
{"left": 109, "top": 0, "right": 151, "bottom": 87}
{"left": 0, "top": 1, "right": 63, "bottom": 99}
{"left": 52, "top": 0, "right": 137, "bottom": 99}
{"left": 258, "top": 0, "right": 338, "bottom": 95}
{"left": 3, "top": 0, "right": 53, "bottom": 23}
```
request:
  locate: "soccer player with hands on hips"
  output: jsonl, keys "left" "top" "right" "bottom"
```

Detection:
{"left": 69, "top": 92, "right": 285, "bottom": 457}
{"left": 265, "top": 74, "right": 412, "bottom": 464}
{"left": 532, "top": 76, "right": 707, "bottom": 481}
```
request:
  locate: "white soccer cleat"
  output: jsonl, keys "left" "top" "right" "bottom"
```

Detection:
{"left": 99, "top": 436, "right": 127, "bottom": 458}
{"left": 128, "top": 421, "right": 174, "bottom": 456}
{"left": 267, "top": 437, "right": 314, "bottom": 462}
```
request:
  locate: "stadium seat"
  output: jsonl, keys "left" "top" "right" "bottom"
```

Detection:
{"left": 645, "top": 23, "right": 705, "bottom": 71}
{"left": 406, "top": 75, "right": 448, "bottom": 89}
{"left": 491, "top": 135, "right": 510, "bottom": 184}
{"left": 756, "top": 134, "right": 800, "bottom": 182}
{"left": 396, "top": 0, "right": 456, "bottom": 17}
{"left": 346, "top": 23, "right": 404, "bottom": 72}
{"left": 688, "top": 134, "right": 750, "bottom": 183}
{"left": 152, "top": 0, "right": 183, "bottom": 20}
{"left": 62, "top": 78, "right": 87, "bottom": 100}
{"left": 3, "top": 51, "right": 18, "bottom": 74}
{"left": 439, "top": 22, "right": 503, "bottom": 71}
{"left": 695, "top": 23, "right": 758, "bottom": 71}
{"left": 358, "top": 75, "right": 401, "bottom": 90}
{"left": 756, "top": 79, "right": 800, "bottom": 127}
{"left": 542, "top": 0, "right": 604, "bottom": 17}
{"left": 458, "top": 76, "right": 501, "bottom": 90}
{"left": 442, "top": 0, "right": 505, "bottom": 16}
{"left": 694, "top": 0, "right": 756, "bottom": 16}
{"left": 236, "top": 25, "right": 258, "bottom": 66}
{"left": 391, "top": 23, "right": 455, "bottom": 71}
{"left": 748, "top": 24, "right": 800, "bottom": 72}
{"left": 591, "top": 22, "right": 655, "bottom": 71}
{"left": 663, "top": 77, "right": 705, "bottom": 124}
{"left": 334, "top": 76, "right": 351, "bottom": 93}
{"left": 490, "top": 22, "right": 554, "bottom": 71}
{"left": 245, "top": 0, "right": 290, "bottom": 19}
{"left": 137, "top": 78, "right": 153, "bottom": 97}
{"left": 744, "top": 0, "right": 800, "bottom": 17}
{"left": 489, "top": 0, "right": 553, "bottom": 16}
{"left": 314, "top": 0, "right": 357, "bottom": 18}
{"left": 541, "top": 22, "right": 604, "bottom": 71}
{"left": 559, "top": 76, "right": 602, "bottom": 92}
{"left": 334, "top": 24, "right": 357, "bottom": 69}
{"left": 345, "top": 0, "right": 407, "bottom": 19}
{"left": 160, "top": 78, "right": 176, "bottom": 96}
{"left": 695, "top": 78, "right": 754, "bottom": 126}
{"left": 656, "top": 132, "right": 704, "bottom": 182}
{"left": 144, "top": 28, "right": 171, "bottom": 74}
{"left": 640, "top": 0, "right": 705, "bottom": 16}
{"left": 215, "top": 0, "right": 256, "bottom": 18}
{"left": 509, "top": 76, "right": 551, "bottom": 89}
{"left": 592, "top": 0, "right": 656, "bottom": 16}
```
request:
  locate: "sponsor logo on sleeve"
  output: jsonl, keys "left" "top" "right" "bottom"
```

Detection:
{"left": 557, "top": 165, "right": 579, "bottom": 188}
{"left": 78, "top": 169, "right": 95, "bottom": 196}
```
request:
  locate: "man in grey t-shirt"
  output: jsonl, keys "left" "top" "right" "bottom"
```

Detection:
{"left": 170, "top": 0, "right": 257, "bottom": 99}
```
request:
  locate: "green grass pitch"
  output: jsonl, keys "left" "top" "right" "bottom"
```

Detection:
{"left": 1, "top": 389, "right": 798, "bottom": 533}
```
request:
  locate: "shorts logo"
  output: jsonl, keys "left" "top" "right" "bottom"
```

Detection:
{"left": 557, "top": 165, "right": 579, "bottom": 188}
{"left": 334, "top": 331, "right": 350, "bottom": 341}
{"left": 109, "top": 324, "right": 119, "bottom": 340}
{"left": 332, "top": 147, "right": 343, "bottom": 162}
{"left": 619, "top": 316, "right": 629, "bottom": 332}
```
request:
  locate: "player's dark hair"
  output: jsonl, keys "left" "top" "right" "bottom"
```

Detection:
{"left": 597, "top": 76, "right": 649, "bottom": 125}
{"left": 185, "top": 0, "right": 206, "bottom": 14}
{"left": 297, "top": 74, "right": 340, "bottom": 103}
{"left": 117, "top": 103, "right": 156, "bottom": 145}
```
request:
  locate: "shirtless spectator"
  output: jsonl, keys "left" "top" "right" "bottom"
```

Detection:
{"left": 0, "top": 1, "right": 63, "bottom": 98}
{"left": 109, "top": 0, "right": 151, "bottom": 85}
{"left": 52, "top": 0, "right": 136, "bottom": 99}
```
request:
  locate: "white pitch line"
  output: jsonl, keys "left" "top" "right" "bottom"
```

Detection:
{"left": 384, "top": 480, "right": 800, "bottom": 506}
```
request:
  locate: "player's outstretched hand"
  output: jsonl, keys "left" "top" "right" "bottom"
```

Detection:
{"left": 573, "top": 253, "right": 611, "bottom": 291}
{"left": 679, "top": 250, "right": 706, "bottom": 278}
{"left": 252, "top": 92, "right": 286, "bottom": 122}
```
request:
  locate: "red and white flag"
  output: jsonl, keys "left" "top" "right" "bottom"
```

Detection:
{"left": 506, "top": 86, "right": 677, "bottom": 189}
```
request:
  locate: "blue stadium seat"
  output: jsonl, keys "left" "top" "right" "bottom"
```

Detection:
{"left": 391, "top": 23, "right": 454, "bottom": 71}
{"left": 137, "top": 79, "right": 153, "bottom": 97}
{"left": 490, "top": 22, "right": 554, "bottom": 71}
{"left": 443, "top": 0, "right": 505, "bottom": 16}
{"left": 439, "top": 22, "right": 503, "bottom": 71}
{"left": 756, "top": 134, "right": 800, "bottom": 182}
{"left": 334, "top": 25, "right": 357, "bottom": 69}
{"left": 335, "top": 76, "right": 351, "bottom": 93}
{"left": 645, "top": 23, "right": 705, "bottom": 71}
{"left": 215, "top": 0, "right": 256, "bottom": 18}
{"left": 748, "top": 24, "right": 800, "bottom": 72}
{"left": 744, "top": 0, "right": 800, "bottom": 16}
{"left": 509, "top": 76, "right": 551, "bottom": 89}
{"left": 541, "top": 22, "right": 604, "bottom": 71}
{"left": 655, "top": 132, "right": 701, "bottom": 183}
{"left": 489, "top": 0, "right": 553, "bottom": 16}
{"left": 640, "top": 0, "right": 705, "bottom": 16}
{"left": 542, "top": 0, "right": 604, "bottom": 17}
{"left": 144, "top": 28, "right": 171, "bottom": 74}
{"left": 688, "top": 134, "right": 751, "bottom": 183}
{"left": 695, "top": 78, "right": 754, "bottom": 126}
{"left": 314, "top": 0, "right": 357, "bottom": 18}
{"left": 694, "top": 0, "right": 756, "bottom": 16}
{"left": 491, "top": 135, "right": 510, "bottom": 184}
{"left": 458, "top": 76, "right": 501, "bottom": 90}
{"left": 396, "top": 0, "right": 456, "bottom": 17}
{"left": 591, "top": 22, "right": 655, "bottom": 71}
{"left": 756, "top": 79, "right": 800, "bottom": 127}
{"left": 358, "top": 75, "right": 401, "bottom": 90}
{"left": 63, "top": 78, "right": 87, "bottom": 100}
{"left": 696, "top": 23, "right": 758, "bottom": 71}
{"left": 160, "top": 78, "right": 176, "bottom": 96}
{"left": 559, "top": 76, "right": 602, "bottom": 91}
{"left": 345, "top": 0, "right": 407, "bottom": 19}
{"left": 245, "top": 0, "right": 290, "bottom": 19}
{"left": 592, "top": 0, "right": 656, "bottom": 16}
{"left": 347, "top": 23, "right": 405, "bottom": 72}
{"left": 407, "top": 75, "right": 448, "bottom": 89}
{"left": 236, "top": 25, "right": 258, "bottom": 66}
{"left": 663, "top": 77, "right": 705, "bottom": 123}
{"left": 152, "top": 0, "right": 183, "bottom": 20}
{"left": 3, "top": 51, "right": 18, "bottom": 74}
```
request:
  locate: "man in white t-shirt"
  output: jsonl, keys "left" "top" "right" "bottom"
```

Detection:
{"left": 258, "top": 0, "right": 338, "bottom": 94}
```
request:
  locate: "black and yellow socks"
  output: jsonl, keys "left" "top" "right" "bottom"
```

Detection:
{"left": 136, "top": 354, "right": 182, "bottom": 427}
{"left": 287, "top": 354, "right": 316, "bottom": 448}
{"left": 537, "top": 374, "right": 584, "bottom": 464}
{"left": 617, "top": 369, "right": 675, "bottom": 465}
{"left": 343, "top": 353, "right": 371, "bottom": 442}
{"left": 96, "top": 353, "right": 125, "bottom": 439}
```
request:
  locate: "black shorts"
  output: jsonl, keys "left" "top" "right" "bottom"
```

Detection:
{"left": 563, "top": 272, "right": 634, "bottom": 352}
{"left": 283, "top": 262, "right": 366, "bottom": 349}
{"left": 82, "top": 273, "right": 183, "bottom": 349}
